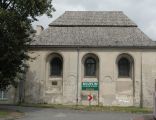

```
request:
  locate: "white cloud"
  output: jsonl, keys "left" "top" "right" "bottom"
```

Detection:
{"left": 33, "top": 0, "right": 156, "bottom": 40}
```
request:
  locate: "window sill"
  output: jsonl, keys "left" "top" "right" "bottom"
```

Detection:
{"left": 49, "top": 76, "right": 62, "bottom": 78}
{"left": 45, "top": 91, "right": 62, "bottom": 94}
{"left": 84, "top": 76, "right": 97, "bottom": 78}
{"left": 118, "top": 76, "right": 131, "bottom": 78}
{"left": 0, "top": 99, "right": 8, "bottom": 101}
{"left": 49, "top": 77, "right": 62, "bottom": 81}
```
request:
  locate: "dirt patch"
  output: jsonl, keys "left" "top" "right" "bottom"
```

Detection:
{"left": 133, "top": 115, "right": 155, "bottom": 120}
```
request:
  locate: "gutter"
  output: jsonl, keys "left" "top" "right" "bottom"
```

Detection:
{"left": 29, "top": 45, "right": 156, "bottom": 49}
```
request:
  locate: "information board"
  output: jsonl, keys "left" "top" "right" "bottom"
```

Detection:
{"left": 82, "top": 82, "right": 99, "bottom": 91}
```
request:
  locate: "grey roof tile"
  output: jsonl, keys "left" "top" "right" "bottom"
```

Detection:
{"left": 31, "top": 11, "right": 156, "bottom": 48}
{"left": 49, "top": 11, "right": 137, "bottom": 26}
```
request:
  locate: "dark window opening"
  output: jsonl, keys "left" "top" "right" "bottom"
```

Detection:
{"left": 52, "top": 81, "right": 58, "bottom": 86}
{"left": 50, "top": 57, "right": 62, "bottom": 76}
{"left": 84, "top": 57, "right": 96, "bottom": 76}
{"left": 118, "top": 57, "right": 130, "bottom": 77}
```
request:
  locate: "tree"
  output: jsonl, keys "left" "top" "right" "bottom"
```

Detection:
{"left": 0, "top": 0, "right": 55, "bottom": 90}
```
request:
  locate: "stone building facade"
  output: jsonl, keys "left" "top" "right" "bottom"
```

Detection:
{"left": 1, "top": 11, "right": 156, "bottom": 107}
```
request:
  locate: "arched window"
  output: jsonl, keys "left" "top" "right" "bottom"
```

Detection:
{"left": 84, "top": 57, "right": 96, "bottom": 76}
{"left": 118, "top": 57, "right": 130, "bottom": 77}
{"left": 50, "top": 57, "right": 62, "bottom": 76}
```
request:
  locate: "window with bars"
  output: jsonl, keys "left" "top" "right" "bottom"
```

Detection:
{"left": 118, "top": 57, "right": 130, "bottom": 77}
{"left": 50, "top": 57, "right": 63, "bottom": 76}
{"left": 84, "top": 57, "right": 96, "bottom": 77}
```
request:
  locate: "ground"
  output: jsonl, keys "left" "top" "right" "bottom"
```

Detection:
{"left": 19, "top": 109, "right": 141, "bottom": 120}
{"left": 0, "top": 105, "right": 153, "bottom": 120}
{"left": 0, "top": 106, "right": 23, "bottom": 120}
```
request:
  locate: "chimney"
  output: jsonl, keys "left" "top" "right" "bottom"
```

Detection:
{"left": 36, "top": 25, "right": 44, "bottom": 35}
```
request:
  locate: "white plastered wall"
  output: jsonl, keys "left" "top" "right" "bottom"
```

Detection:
{"left": 24, "top": 48, "right": 156, "bottom": 107}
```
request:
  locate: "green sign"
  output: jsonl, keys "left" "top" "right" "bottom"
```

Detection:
{"left": 82, "top": 82, "right": 99, "bottom": 91}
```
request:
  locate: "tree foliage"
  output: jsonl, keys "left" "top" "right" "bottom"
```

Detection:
{"left": 0, "top": 0, "right": 55, "bottom": 90}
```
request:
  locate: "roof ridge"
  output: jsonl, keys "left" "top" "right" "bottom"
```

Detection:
{"left": 49, "top": 25, "right": 137, "bottom": 27}
{"left": 64, "top": 11, "right": 123, "bottom": 12}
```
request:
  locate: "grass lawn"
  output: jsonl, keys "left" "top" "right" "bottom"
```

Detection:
{"left": 20, "top": 104, "right": 153, "bottom": 113}
{"left": 0, "top": 111, "right": 9, "bottom": 117}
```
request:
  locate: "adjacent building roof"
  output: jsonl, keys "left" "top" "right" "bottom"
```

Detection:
{"left": 32, "top": 11, "right": 156, "bottom": 48}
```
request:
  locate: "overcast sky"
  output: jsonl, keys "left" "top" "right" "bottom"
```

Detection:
{"left": 33, "top": 0, "right": 156, "bottom": 40}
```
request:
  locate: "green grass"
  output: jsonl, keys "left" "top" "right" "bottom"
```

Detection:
{"left": 19, "top": 104, "right": 152, "bottom": 113}
{"left": 0, "top": 111, "right": 9, "bottom": 117}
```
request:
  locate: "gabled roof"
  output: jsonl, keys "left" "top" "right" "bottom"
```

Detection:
{"left": 32, "top": 11, "right": 156, "bottom": 48}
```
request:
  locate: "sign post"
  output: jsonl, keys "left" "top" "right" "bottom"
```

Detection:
{"left": 81, "top": 82, "right": 99, "bottom": 106}
{"left": 88, "top": 94, "right": 93, "bottom": 106}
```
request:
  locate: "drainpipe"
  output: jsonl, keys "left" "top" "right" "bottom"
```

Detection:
{"left": 76, "top": 46, "right": 80, "bottom": 105}
{"left": 140, "top": 52, "right": 143, "bottom": 108}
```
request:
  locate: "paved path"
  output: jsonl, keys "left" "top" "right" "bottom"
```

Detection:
{"left": 0, "top": 105, "right": 148, "bottom": 120}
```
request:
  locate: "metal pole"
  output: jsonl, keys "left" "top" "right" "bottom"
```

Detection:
{"left": 155, "top": 79, "right": 156, "bottom": 91}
